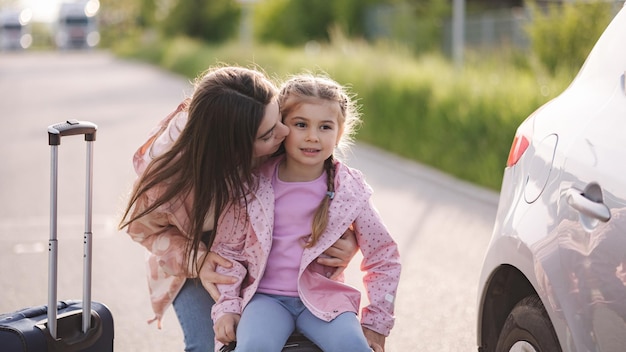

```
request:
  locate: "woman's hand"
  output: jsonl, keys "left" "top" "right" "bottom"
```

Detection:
{"left": 363, "top": 327, "right": 385, "bottom": 352}
{"left": 318, "top": 225, "right": 359, "bottom": 280}
{"left": 198, "top": 251, "right": 237, "bottom": 301}
{"left": 214, "top": 313, "right": 240, "bottom": 344}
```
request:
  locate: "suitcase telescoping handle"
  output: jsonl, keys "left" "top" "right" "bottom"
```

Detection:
{"left": 47, "top": 120, "right": 97, "bottom": 340}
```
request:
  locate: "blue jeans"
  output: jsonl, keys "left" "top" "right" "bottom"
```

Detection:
{"left": 173, "top": 279, "right": 215, "bottom": 352}
{"left": 234, "top": 293, "right": 371, "bottom": 352}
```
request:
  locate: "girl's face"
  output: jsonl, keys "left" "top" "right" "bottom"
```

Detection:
{"left": 282, "top": 100, "right": 343, "bottom": 173}
{"left": 253, "top": 99, "right": 289, "bottom": 157}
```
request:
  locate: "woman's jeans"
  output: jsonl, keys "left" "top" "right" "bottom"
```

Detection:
{"left": 173, "top": 279, "right": 216, "bottom": 352}
{"left": 234, "top": 293, "right": 371, "bottom": 352}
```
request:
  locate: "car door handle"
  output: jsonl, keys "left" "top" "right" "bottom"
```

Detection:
{"left": 566, "top": 189, "right": 610, "bottom": 222}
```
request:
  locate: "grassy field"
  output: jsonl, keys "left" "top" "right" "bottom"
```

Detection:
{"left": 113, "top": 34, "right": 574, "bottom": 190}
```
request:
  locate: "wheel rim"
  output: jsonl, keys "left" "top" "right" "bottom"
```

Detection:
{"left": 509, "top": 341, "right": 539, "bottom": 352}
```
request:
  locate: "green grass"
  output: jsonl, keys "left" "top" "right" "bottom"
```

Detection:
{"left": 112, "top": 34, "right": 573, "bottom": 190}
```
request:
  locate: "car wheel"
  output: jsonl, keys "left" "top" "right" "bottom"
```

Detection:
{"left": 496, "top": 295, "right": 562, "bottom": 352}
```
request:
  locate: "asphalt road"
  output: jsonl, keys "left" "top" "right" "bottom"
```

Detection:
{"left": 0, "top": 51, "right": 499, "bottom": 351}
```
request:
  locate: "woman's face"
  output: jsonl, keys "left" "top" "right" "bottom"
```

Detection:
{"left": 253, "top": 98, "right": 289, "bottom": 157}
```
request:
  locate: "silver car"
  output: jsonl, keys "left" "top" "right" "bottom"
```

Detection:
{"left": 477, "top": 4, "right": 626, "bottom": 352}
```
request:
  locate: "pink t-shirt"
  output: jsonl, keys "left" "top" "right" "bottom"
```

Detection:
{"left": 256, "top": 165, "right": 327, "bottom": 296}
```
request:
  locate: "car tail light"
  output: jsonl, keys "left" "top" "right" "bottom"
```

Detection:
{"left": 506, "top": 134, "right": 529, "bottom": 166}
{"left": 506, "top": 117, "right": 534, "bottom": 167}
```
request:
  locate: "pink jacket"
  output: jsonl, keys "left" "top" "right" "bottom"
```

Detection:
{"left": 126, "top": 103, "right": 208, "bottom": 327}
{"left": 211, "top": 156, "right": 401, "bottom": 337}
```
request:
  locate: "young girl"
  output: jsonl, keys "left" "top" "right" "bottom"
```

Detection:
{"left": 119, "top": 66, "right": 358, "bottom": 352}
{"left": 211, "top": 74, "right": 401, "bottom": 352}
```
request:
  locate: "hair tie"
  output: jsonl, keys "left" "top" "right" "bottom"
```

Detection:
{"left": 326, "top": 191, "right": 335, "bottom": 200}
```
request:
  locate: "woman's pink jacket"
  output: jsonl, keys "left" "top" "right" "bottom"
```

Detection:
{"left": 211, "top": 156, "right": 401, "bottom": 337}
{"left": 126, "top": 104, "right": 207, "bottom": 327}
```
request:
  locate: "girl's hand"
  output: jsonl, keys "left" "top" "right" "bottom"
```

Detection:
{"left": 363, "top": 327, "right": 385, "bottom": 352}
{"left": 214, "top": 313, "right": 240, "bottom": 344}
{"left": 199, "top": 251, "right": 237, "bottom": 301}
{"left": 318, "top": 226, "right": 359, "bottom": 280}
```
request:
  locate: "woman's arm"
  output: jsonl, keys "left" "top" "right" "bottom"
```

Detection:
{"left": 126, "top": 201, "right": 199, "bottom": 278}
{"left": 133, "top": 102, "right": 187, "bottom": 175}
{"left": 318, "top": 225, "right": 359, "bottom": 280}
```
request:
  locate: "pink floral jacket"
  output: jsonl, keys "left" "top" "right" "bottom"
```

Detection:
{"left": 211, "top": 156, "right": 401, "bottom": 337}
{"left": 126, "top": 103, "right": 209, "bottom": 327}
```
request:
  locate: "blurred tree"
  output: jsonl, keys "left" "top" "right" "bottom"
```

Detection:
{"left": 161, "top": 0, "right": 239, "bottom": 42}
{"left": 255, "top": 0, "right": 333, "bottom": 45}
{"left": 254, "top": 0, "right": 403, "bottom": 46}
{"left": 405, "top": 0, "right": 448, "bottom": 52}
{"left": 465, "top": 0, "right": 523, "bottom": 13}
{"left": 332, "top": 0, "right": 383, "bottom": 38}
{"left": 99, "top": 0, "right": 143, "bottom": 47}
{"left": 526, "top": 0, "right": 613, "bottom": 75}
{"left": 137, "top": 0, "right": 156, "bottom": 27}
{"left": 364, "top": 0, "right": 449, "bottom": 53}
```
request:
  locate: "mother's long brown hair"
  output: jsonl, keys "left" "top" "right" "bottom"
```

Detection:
{"left": 119, "top": 66, "right": 277, "bottom": 276}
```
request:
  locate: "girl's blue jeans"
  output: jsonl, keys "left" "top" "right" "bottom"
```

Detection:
{"left": 234, "top": 293, "right": 372, "bottom": 352}
{"left": 173, "top": 279, "right": 215, "bottom": 352}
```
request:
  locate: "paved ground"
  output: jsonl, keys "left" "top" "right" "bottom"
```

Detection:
{"left": 0, "top": 51, "right": 499, "bottom": 351}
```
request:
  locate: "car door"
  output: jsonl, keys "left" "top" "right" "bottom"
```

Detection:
{"left": 554, "top": 71, "right": 626, "bottom": 351}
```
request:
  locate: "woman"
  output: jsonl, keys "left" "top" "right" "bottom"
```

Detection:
{"left": 119, "top": 66, "right": 358, "bottom": 352}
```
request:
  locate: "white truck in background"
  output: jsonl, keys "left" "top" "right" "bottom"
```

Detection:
{"left": 0, "top": 8, "right": 32, "bottom": 51}
{"left": 55, "top": 0, "right": 100, "bottom": 50}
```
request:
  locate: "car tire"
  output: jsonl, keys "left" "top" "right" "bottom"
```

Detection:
{"left": 495, "top": 295, "right": 562, "bottom": 352}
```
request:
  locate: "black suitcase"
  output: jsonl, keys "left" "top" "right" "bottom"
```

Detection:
{"left": 219, "top": 331, "right": 322, "bottom": 352}
{"left": 0, "top": 120, "right": 114, "bottom": 351}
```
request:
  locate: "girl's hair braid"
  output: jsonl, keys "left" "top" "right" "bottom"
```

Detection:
{"left": 308, "top": 156, "right": 336, "bottom": 247}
